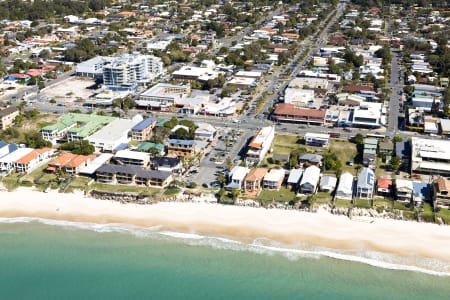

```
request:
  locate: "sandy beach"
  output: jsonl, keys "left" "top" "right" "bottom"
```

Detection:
{"left": 1, "top": 187, "right": 450, "bottom": 266}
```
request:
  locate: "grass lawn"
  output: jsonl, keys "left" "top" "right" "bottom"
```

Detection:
{"left": 334, "top": 198, "right": 353, "bottom": 208}
{"left": 68, "top": 176, "right": 92, "bottom": 190}
{"left": 89, "top": 183, "right": 161, "bottom": 196}
{"left": 373, "top": 198, "right": 394, "bottom": 210}
{"left": 256, "top": 186, "right": 297, "bottom": 205}
{"left": 1, "top": 173, "right": 22, "bottom": 191}
{"left": 314, "top": 192, "right": 333, "bottom": 204}
{"left": 436, "top": 209, "right": 450, "bottom": 224}
{"left": 354, "top": 198, "right": 373, "bottom": 208}
{"left": 329, "top": 140, "right": 358, "bottom": 174}
{"left": 271, "top": 133, "right": 302, "bottom": 155}
{"left": 163, "top": 188, "right": 181, "bottom": 196}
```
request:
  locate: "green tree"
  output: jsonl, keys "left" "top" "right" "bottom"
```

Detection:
{"left": 391, "top": 156, "right": 401, "bottom": 172}
{"left": 60, "top": 140, "right": 95, "bottom": 155}
{"left": 23, "top": 131, "right": 51, "bottom": 148}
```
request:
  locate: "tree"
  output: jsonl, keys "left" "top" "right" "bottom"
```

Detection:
{"left": 231, "top": 189, "right": 240, "bottom": 201}
{"left": 225, "top": 156, "right": 232, "bottom": 170}
{"left": 392, "top": 136, "right": 403, "bottom": 143}
{"left": 23, "top": 131, "right": 51, "bottom": 148}
{"left": 60, "top": 140, "right": 95, "bottom": 155}
{"left": 391, "top": 156, "right": 401, "bottom": 172}
{"left": 352, "top": 133, "right": 364, "bottom": 145}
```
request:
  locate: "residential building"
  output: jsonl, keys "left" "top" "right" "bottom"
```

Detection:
{"left": 319, "top": 175, "right": 337, "bottom": 192}
{"left": 131, "top": 118, "right": 157, "bottom": 141}
{"left": 335, "top": 172, "right": 354, "bottom": 200}
{"left": 137, "top": 142, "right": 165, "bottom": 156}
{"left": 78, "top": 153, "right": 114, "bottom": 177}
{"left": 433, "top": 177, "right": 450, "bottom": 210}
{"left": 287, "top": 168, "right": 303, "bottom": 190}
{"left": 150, "top": 157, "right": 182, "bottom": 174}
{"left": 75, "top": 56, "right": 113, "bottom": 79}
{"left": 304, "top": 133, "right": 330, "bottom": 147}
{"left": 356, "top": 168, "right": 375, "bottom": 199}
{"left": 0, "top": 141, "right": 18, "bottom": 160}
{"left": 272, "top": 104, "right": 326, "bottom": 125}
{"left": 226, "top": 166, "right": 250, "bottom": 190}
{"left": 377, "top": 178, "right": 392, "bottom": 197}
{"left": 0, "top": 148, "right": 34, "bottom": 175}
{"left": 245, "top": 126, "right": 275, "bottom": 166}
{"left": 87, "top": 115, "right": 143, "bottom": 152}
{"left": 298, "top": 153, "right": 322, "bottom": 167}
{"left": 194, "top": 123, "right": 216, "bottom": 142}
{"left": 395, "top": 179, "right": 414, "bottom": 203}
{"left": 14, "top": 147, "right": 54, "bottom": 173}
{"left": 114, "top": 150, "right": 150, "bottom": 167}
{"left": 299, "top": 165, "right": 321, "bottom": 194}
{"left": 263, "top": 169, "right": 285, "bottom": 190}
{"left": 363, "top": 138, "right": 378, "bottom": 166}
{"left": 412, "top": 182, "right": 431, "bottom": 207}
{"left": 411, "top": 137, "right": 450, "bottom": 176}
{"left": 96, "top": 164, "right": 172, "bottom": 187}
{"left": 41, "top": 113, "right": 116, "bottom": 143}
{"left": 0, "top": 106, "right": 19, "bottom": 130}
{"left": 103, "top": 53, "right": 164, "bottom": 91}
{"left": 244, "top": 168, "right": 268, "bottom": 193}
{"left": 167, "top": 139, "right": 197, "bottom": 158}
{"left": 379, "top": 141, "right": 393, "bottom": 162}
{"left": 47, "top": 153, "right": 95, "bottom": 175}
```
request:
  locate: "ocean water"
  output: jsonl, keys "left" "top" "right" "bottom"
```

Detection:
{"left": 0, "top": 219, "right": 449, "bottom": 300}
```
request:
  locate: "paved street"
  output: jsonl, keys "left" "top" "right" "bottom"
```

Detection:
{"left": 387, "top": 49, "right": 403, "bottom": 136}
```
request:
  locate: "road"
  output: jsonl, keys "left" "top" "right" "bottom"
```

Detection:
{"left": 387, "top": 50, "right": 403, "bottom": 136}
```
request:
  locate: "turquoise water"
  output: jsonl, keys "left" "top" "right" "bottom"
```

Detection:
{"left": 0, "top": 220, "right": 449, "bottom": 300}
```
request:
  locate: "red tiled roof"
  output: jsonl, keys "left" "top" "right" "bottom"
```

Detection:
{"left": 377, "top": 178, "right": 392, "bottom": 189}
{"left": 273, "top": 103, "right": 326, "bottom": 118}
{"left": 342, "top": 85, "right": 374, "bottom": 93}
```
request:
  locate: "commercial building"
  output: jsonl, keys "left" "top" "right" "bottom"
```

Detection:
{"left": 245, "top": 126, "right": 275, "bottom": 166}
{"left": 411, "top": 137, "right": 450, "bottom": 176}
{"left": 136, "top": 83, "right": 190, "bottom": 111}
{"left": 272, "top": 104, "right": 326, "bottom": 125}
{"left": 87, "top": 115, "right": 143, "bottom": 152}
{"left": 351, "top": 102, "right": 383, "bottom": 128}
{"left": 194, "top": 123, "right": 216, "bottom": 142}
{"left": 284, "top": 88, "right": 315, "bottom": 107}
{"left": 0, "top": 106, "right": 19, "bottom": 130}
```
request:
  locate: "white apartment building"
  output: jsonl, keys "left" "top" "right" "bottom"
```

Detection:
{"left": 103, "top": 53, "right": 164, "bottom": 91}
{"left": 411, "top": 137, "right": 450, "bottom": 176}
{"left": 245, "top": 126, "right": 275, "bottom": 166}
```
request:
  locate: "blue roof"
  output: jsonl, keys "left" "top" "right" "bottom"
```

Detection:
{"left": 413, "top": 182, "right": 431, "bottom": 201}
{"left": 0, "top": 140, "right": 7, "bottom": 148}
{"left": 132, "top": 118, "right": 156, "bottom": 131}
{"left": 168, "top": 139, "right": 195, "bottom": 146}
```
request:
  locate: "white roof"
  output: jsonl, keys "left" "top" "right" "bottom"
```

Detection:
{"left": 440, "top": 119, "right": 450, "bottom": 132}
{"left": 264, "top": 169, "right": 285, "bottom": 182}
{"left": 230, "top": 166, "right": 249, "bottom": 181}
{"left": 305, "top": 132, "right": 330, "bottom": 139}
{"left": 235, "top": 71, "right": 263, "bottom": 78}
{"left": 320, "top": 175, "right": 337, "bottom": 188}
{"left": 114, "top": 150, "right": 149, "bottom": 161}
{"left": 87, "top": 117, "right": 142, "bottom": 143}
{"left": 337, "top": 172, "right": 354, "bottom": 194}
{"left": 419, "top": 162, "right": 450, "bottom": 172}
{"left": 287, "top": 169, "right": 303, "bottom": 184}
{"left": 228, "top": 77, "right": 256, "bottom": 86}
{"left": 396, "top": 179, "right": 413, "bottom": 191}
{"left": 300, "top": 165, "right": 320, "bottom": 186}
{"left": 79, "top": 153, "right": 113, "bottom": 175}
{"left": 0, "top": 148, "right": 33, "bottom": 164}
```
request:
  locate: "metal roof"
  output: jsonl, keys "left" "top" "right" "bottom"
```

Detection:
{"left": 132, "top": 118, "right": 156, "bottom": 131}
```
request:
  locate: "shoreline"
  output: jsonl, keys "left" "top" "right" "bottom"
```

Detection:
{"left": 2, "top": 187, "right": 450, "bottom": 273}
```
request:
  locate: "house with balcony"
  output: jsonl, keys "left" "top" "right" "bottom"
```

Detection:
{"left": 131, "top": 118, "right": 157, "bottom": 141}
{"left": 262, "top": 169, "right": 285, "bottom": 190}
{"left": 167, "top": 139, "right": 197, "bottom": 158}
{"left": 244, "top": 168, "right": 268, "bottom": 193}
{"left": 226, "top": 166, "right": 249, "bottom": 190}
{"left": 356, "top": 168, "right": 375, "bottom": 199}
{"left": 299, "top": 165, "right": 320, "bottom": 194}
{"left": 433, "top": 177, "right": 450, "bottom": 210}
{"left": 245, "top": 126, "right": 275, "bottom": 166}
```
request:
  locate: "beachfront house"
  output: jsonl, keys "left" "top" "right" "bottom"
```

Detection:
{"left": 377, "top": 178, "right": 392, "bottom": 198}
{"left": 14, "top": 147, "right": 54, "bottom": 174}
{"left": 335, "top": 172, "right": 354, "bottom": 200}
{"left": 262, "top": 169, "right": 285, "bottom": 190}
{"left": 433, "top": 177, "right": 450, "bottom": 210}
{"left": 319, "top": 175, "right": 337, "bottom": 193}
{"left": 356, "top": 168, "right": 375, "bottom": 199}
{"left": 244, "top": 168, "right": 267, "bottom": 193}
{"left": 96, "top": 164, "right": 172, "bottom": 187}
{"left": 412, "top": 182, "right": 431, "bottom": 207}
{"left": 395, "top": 179, "right": 414, "bottom": 203}
{"left": 226, "top": 166, "right": 249, "bottom": 190}
{"left": 47, "top": 152, "right": 96, "bottom": 175}
{"left": 299, "top": 165, "right": 321, "bottom": 194}
{"left": 287, "top": 168, "right": 303, "bottom": 190}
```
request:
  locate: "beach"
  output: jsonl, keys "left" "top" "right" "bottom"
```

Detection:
{"left": 1, "top": 187, "right": 450, "bottom": 270}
